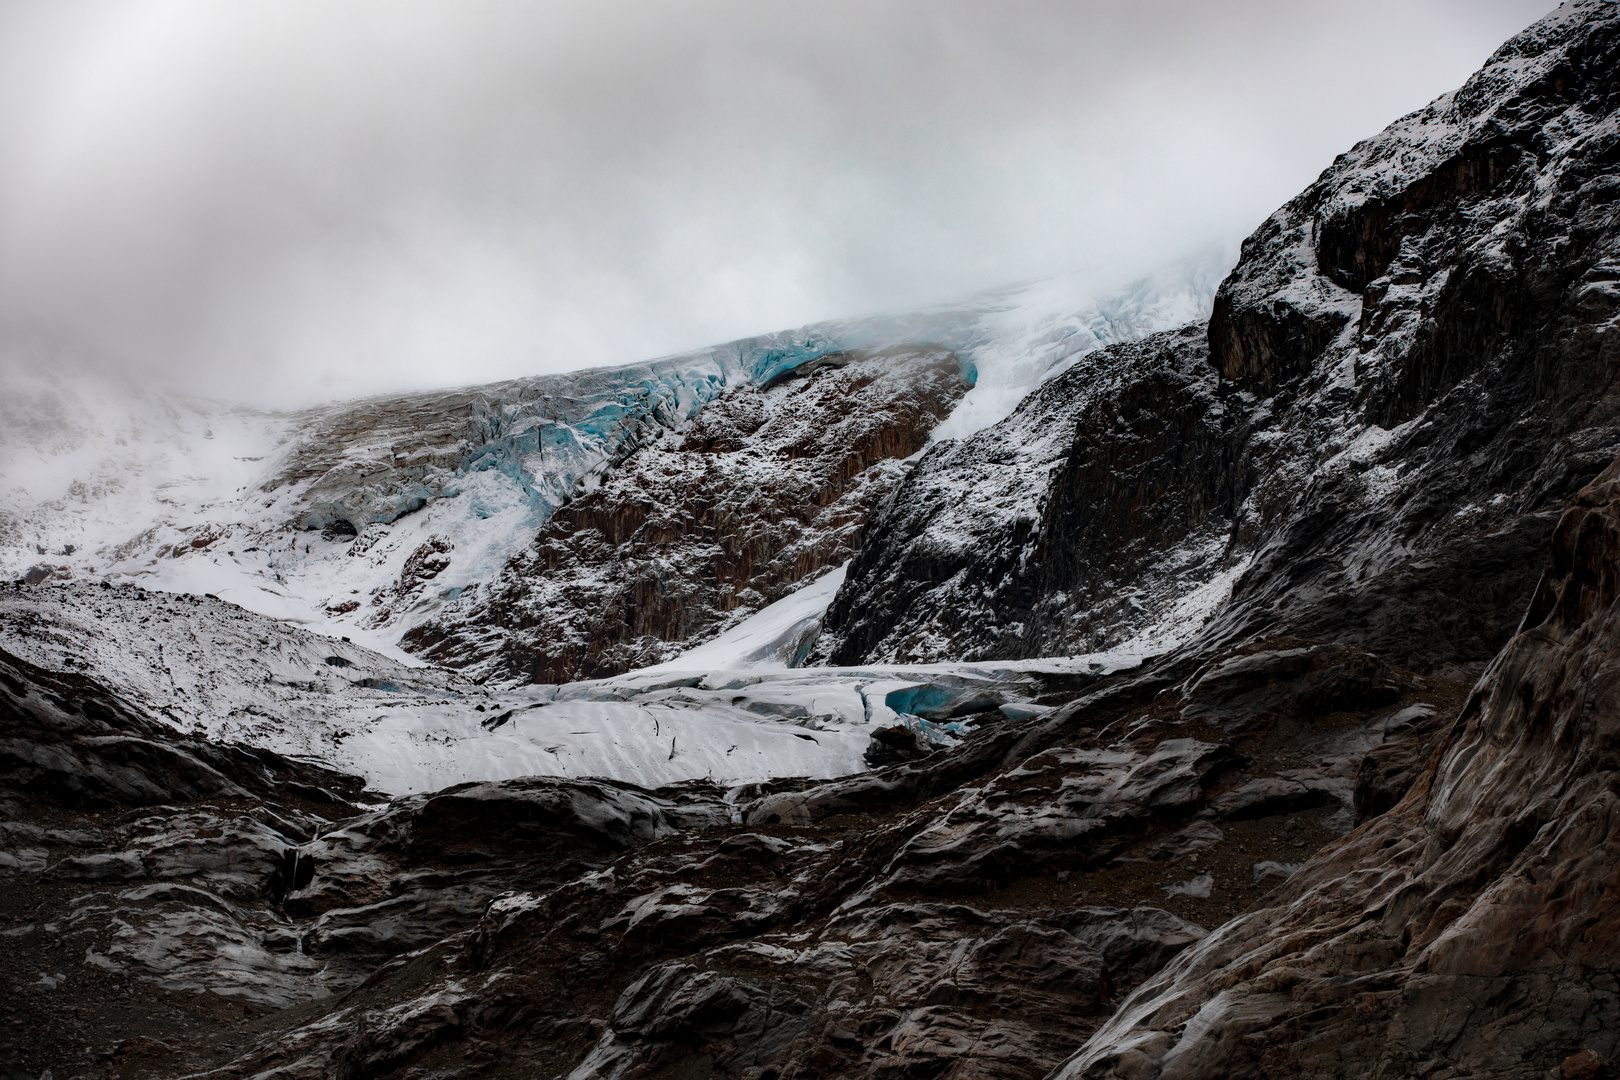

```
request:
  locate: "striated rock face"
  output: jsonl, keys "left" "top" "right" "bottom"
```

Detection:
{"left": 406, "top": 346, "right": 971, "bottom": 682}
{"left": 822, "top": 0, "right": 1620, "bottom": 678}
{"left": 1054, "top": 453, "right": 1620, "bottom": 1080}
{"left": 47, "top": 621, "right": 1449, "bottom": 1080}
{"left": 0, "top": 644, "right": 731, "bottom": 1071}
{"left": 1196, "top": 0, "right": 1620, "bottom": 679}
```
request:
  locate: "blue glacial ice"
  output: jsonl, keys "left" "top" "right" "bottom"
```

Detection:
{"left": 448, "top": 245, "right": 1231, "bottom": 537}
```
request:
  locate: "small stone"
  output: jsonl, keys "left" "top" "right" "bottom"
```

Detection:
{"left": 1252, "top": 860, "right": 1301, "bottom": 886}
{"left": 1550, "top": 1050, "right": 1611, "bottom": 1080}
{"left": 1164, "top": 873, "right": 1214, "bottom": 898}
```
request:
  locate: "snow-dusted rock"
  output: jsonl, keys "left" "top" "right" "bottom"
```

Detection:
{"left": 0, "top": 256, "right": 1220, "bottom": 663}
{"left": 816, "top": 325, "right": 1242, "bottom": 666}
{"left": 3, "top": 3, "right": 1619, "bottom": 1077}
{"left": 406, "top": 345, "right": 973, "bottom": 682}
{"left": 820, "top": 0, "right": 1620, "bottom": 682}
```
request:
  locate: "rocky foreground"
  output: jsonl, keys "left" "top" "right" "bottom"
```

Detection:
{"left": 3, "top": 2, "right": 1620, "bottom": 1079}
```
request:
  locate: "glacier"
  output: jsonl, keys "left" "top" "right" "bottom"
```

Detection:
{"left": 0, "top": 250, "right": 1231, "bottom": 792}
{"left": 0, "top": 247, "right": 1229, "bottom": 655}
{"left": 0, "top": 580, "right": 1137, "bottom": 796}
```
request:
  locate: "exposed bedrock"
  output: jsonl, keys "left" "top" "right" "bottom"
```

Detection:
{"left": 822, "top": 0, "right": 1620, "bottom": 678}
{"left": 0, "top": 646, "right": 367, "bottom": 815}
{"left": 816, "top": 325, "right": 1240, "bottom": 666}
{"left": 405, "top": 345, "right": 971, "bottom": 682}
{"left": 1055, "top": 451, "right": 1620, "bottom": 1080}
{"left": 0, "top": 647, "right": 735, "bottom": 1070}
{"left": 4, "top": 4, "right": 1620, "bottom": 1080}
{"left": 136, "top": 617, "right": 1457, "bottom": 1080}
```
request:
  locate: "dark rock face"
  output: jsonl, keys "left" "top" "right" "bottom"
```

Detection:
{"left": 0, "top": 646, "right": 731, "bottom": 1074}
{"left": 1196, "top": 0, "right": 1620, "bottom": 680}
{"left": 1054, "top": 453, "right": 1620, "bottom": 1080}
{"left": 821, "top": 0, "right": 1620, "bottom": 679}
{"left": 0, "top": 647, "right": 366, "bottom": 814}
{"left": 407, "top": 346, "right": 970, "bottom": 682}
{"left": 815, "top": 326, "right": 1238, "bottom": 665}
{"left": 1178, "top": 641, "right": 1406, "bottom": 734}
{"left": 75, "top": 621, "right": 1443, "bottom": 1080}
{"left": 565, "top": 904, "right": 1187, "bottom": 1080}
{"left": 0, "top": 597, "right": 1450, "bottom": 1079}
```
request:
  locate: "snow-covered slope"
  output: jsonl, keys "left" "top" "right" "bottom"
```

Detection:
{"left": 0, "top": 581, "right": 1105, "bottom": 795}
{"left": 0, "top": 252, "right": 1225, "bottom": 654}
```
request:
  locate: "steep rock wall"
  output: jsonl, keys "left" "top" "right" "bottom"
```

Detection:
{"left": 823, "top": 0, "right": 1620, "bottom": 678}
{"left": 1056, "top": 452, "right": 1620, "bottom": 1080}
{"left": 816, "top": 326, "right": 1240, "bottom": 665}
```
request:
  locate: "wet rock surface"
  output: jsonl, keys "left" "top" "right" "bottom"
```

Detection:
{"left": 0, "top": 646, "right": 732, "bottom": 1076}
{"left": 0, "top": 611, "right": 1462, "bottom": 1078}
{"left": 1057, "top": 438, "right": 1620, "bottom": 1080}
{"left": 407, "top": 346, "right": 971, "bottom": 682}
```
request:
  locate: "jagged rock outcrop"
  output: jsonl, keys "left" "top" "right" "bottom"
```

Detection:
{"left": 821, "top": 0, "right": 1620, "bottom": 679}
{"left": 406, "top": 346, "right": 971, "bottom": 681}
{"left": 67, "top": 618, "right": 1447, "bottom": 1080}
{"left": 814, "top": 326, "right": 1239, "bottom": 665}
{"left": 1196, "top": 0, "right": 1620, "bottom": 680}
{"left": 0, "top": 645, "right": 731, "bottom": 1073}
{"left": 1053, "top": 453, "right": 1620, "bottom": 1080}
{"left": 2, "top": 560, "right": 1462, "bottom": 1080}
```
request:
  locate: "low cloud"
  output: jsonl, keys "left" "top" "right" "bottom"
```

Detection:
{"left": 0, "top": 0, "right": 1552, "bottom": 406}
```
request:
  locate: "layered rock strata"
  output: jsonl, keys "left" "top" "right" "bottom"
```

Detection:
{"left": 0, "top": 646, "right": 730, "bottom": 1074}
{"left": 1, "top": 614, "right": 1460, "bottom": 1079}
{"left": 1056, "top": 452, "right": 1620, "bottom": 1079}
{"left": 1, "top": 4, "right": 1618, "bottom": 1080}
{"left": 815, "top": 325, "right": 1236, "bottom": 665}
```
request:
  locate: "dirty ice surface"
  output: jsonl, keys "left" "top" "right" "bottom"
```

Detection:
{"left": 1, "top": 551, "right": 1242, "bottom": 796}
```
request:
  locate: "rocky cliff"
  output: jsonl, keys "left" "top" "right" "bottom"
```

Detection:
{"left": 821, "top": 0, "right": 1620, "bottom": 681}
{"left": 1058, "top": 450, "right": 1620, "bottom": 1079}
{"left": 813, "top": 325, "right": 1238, "bottom": 666}
{"left": 404, "top": 345, "right": 971, "bottom": 682}
{"left": 0, "top": 590, "right": 1466, "bottom": 1079}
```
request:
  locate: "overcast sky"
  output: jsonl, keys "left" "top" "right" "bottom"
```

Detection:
{"left": 0, "top": 0, "right": 1554, "bottom": 406}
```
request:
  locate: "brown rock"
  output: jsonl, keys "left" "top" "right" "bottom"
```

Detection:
{"left": 407, "top": 345, "right": 970, "bottom": 681}
{"left": 1055, "top": 453, "right": 1620, "bottom": 1077}
{"left": 1551, "top": 1050, "right": 1612, "bottom": 1080}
